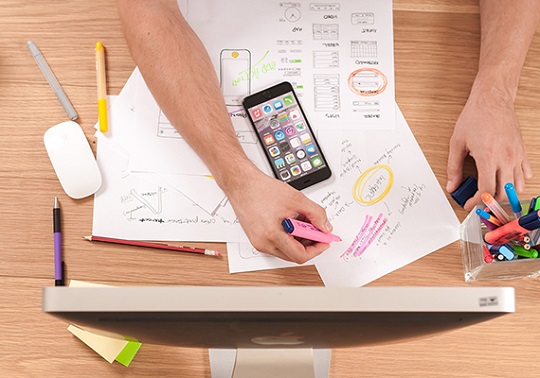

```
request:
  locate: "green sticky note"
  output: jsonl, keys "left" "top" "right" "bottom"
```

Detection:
{"left": 115, "top": 340, "right": 142, "bottom": 367}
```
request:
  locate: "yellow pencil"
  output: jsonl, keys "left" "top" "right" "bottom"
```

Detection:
{"left": 95, "top": 42, "right": 108, "bottom": 133}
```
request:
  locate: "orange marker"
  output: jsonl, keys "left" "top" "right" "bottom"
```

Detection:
{"left": 481, "top": 193, "right": 510, "bottom": 224}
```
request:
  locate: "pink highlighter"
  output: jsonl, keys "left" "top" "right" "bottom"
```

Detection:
{"left": 281, "top": 218, "right": 342, "bottom": 244}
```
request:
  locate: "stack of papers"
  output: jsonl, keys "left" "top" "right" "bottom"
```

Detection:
{"left": 93, "top": 0, "right": 460, "bottom": 287}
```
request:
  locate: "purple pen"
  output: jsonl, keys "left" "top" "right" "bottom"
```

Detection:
{"left": 53, "top": 197, "right": 64, "bottom": 286}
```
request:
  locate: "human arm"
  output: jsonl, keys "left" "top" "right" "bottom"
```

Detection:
{"left": 116, "top": 0, "right": 333, "bottom": 263}
{"left": 446, "top": 0, "right": 540, "bottom": 210}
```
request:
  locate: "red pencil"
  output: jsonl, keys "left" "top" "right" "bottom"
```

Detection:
{"left": 83, "top": 236, "right": 220, "bottom": 257}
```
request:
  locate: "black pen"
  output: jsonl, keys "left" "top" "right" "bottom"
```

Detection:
{"left": 53, "top": 197, "right": 64, "bottom": 286}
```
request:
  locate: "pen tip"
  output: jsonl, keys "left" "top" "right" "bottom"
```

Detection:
{"left": 54, "top": 197, "right": 59, "bottom": 207}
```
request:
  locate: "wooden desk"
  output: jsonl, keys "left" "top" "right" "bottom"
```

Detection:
{"left": 1, "top": 1, "right": 539, "bottom": 376}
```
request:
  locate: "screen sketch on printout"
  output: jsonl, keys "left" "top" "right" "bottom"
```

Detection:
{"left": 220, "top": 49, "right": 251, "bottom": 106}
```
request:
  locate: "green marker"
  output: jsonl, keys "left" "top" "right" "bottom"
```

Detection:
{"left": 511, "top": 245, "right": 538, "bottom": 259}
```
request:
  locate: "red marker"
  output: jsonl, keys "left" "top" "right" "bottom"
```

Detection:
{"left": 483, "top": 245, "right": 494, "bottom": 264}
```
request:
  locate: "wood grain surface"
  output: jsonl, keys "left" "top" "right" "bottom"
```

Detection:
{"left": 1, "top": 1, "right": 540, "bottom": 377}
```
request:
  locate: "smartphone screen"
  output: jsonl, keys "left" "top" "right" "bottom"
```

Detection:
{"left": 243, "top": 82, "right": 332, "bottom": 190}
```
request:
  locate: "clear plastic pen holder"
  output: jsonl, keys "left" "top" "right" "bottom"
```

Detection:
{"left": 460, "top": 204, "right": 540, "bottom": 282}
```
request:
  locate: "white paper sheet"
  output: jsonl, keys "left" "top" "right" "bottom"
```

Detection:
{"left": 184, "top": 0, "right": 395, "bottom": 129}
{"left": 92, "top": 87, "right": 248, "bottom": 243}
{"left": 227, "top": 243, "right": 314, "bottom": 273}
{"left": 128, "top": 72, "right": 271, "bottom": 176}
{"left": 225, "top": 106, "right": 459, "bottom": 279}
{"left": 309, "top": 106, "right": 460, "bottom": 287}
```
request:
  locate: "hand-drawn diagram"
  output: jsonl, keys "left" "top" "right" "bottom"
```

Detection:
{"left": 348, "top": 68, "right": 388, "bottom": 96}
{"left": 157, "top": 111, "right": 179, "bottom": 138}
{"left": 239, "top": 246, "right": 271, "bottom": 259}
{"left": 351, "top": 41, "right": 378, "bottom": 58}
{"left": 352, "top": 164, "right": 394, "bottom": 205}
{"left": 313, "top": 24, "right": 339, "bottom": 40}
{"left": 313, "top": 50, "right": 339, "bottom": 69}
{"left": 310, "top": 3, "right": 340, "bottom": 11}
{"left": 314, "top": 74, "right": 340, "bottom": 111}
{"left": 220, "top": 49, "right": 252, "bottom": 106}
{"left": 312, "top": 129, "right": 436, "bottom": 264}
{"left": 351, "top": 12, "right": 375, "bottom": 25}
{"left": 352, "top": 100, "right": 380, "bottom": 114}
{"left": 121, "top": 187, "right": 165, "bottom": 220}
{"left": 284, "top": 6, "right": 302, "bottom": 22}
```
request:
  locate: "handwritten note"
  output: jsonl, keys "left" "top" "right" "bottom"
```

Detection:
{"left": 308, "top": 106, "right": 459, "bottom": 287}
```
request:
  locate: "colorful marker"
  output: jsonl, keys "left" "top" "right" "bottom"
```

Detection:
{"left": 528, "top": 197, "right": 537, "bottom": 215}
{"left": 511, "top": 245, "right": 538, "bottom": 259}
{"left": 481, "top": 192, "right": 511, "bottom": 224}
{"left": 53, "top": 197, "right": 65, "bottom": 286}
{"left": 95, "top": 42, "right": 108, "bottom": 133}
{"left": 282, "top": 218, "right": 341, "bottom": 244}
{"left": 486, "top": 244, "right": 515, "bottom": 261}
{"left": 504, "top": 183, "right": 522, "bottom": 219}
{"left": 476, "top": 208, "right": 502, "bottom": 227}
{"left": 484, "top": 210, "right": 540, "bottom": 245}
{"left": 530, "top": 199, "right": 540, "bottom": 245}
{"left": 479, "top": 217, "right": 498, "bottom": 231}
{"left": 483, "top": 245, "right": 494, "bottom": 263}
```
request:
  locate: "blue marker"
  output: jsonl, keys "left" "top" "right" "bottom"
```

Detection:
{"left": 486, "top": 243, "right": 516, "bottom": 261}
{"left": 504, "top": 183, "right": 522, "bottom": 218}
{"left": 528, "top": 197, "right": 537, "bottom": 215}
{"left": 476, "top": 208, "right": 502, "bottom": 227}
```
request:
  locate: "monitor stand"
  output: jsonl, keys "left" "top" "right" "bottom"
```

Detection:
{"left": 209, "top": 348, "right": 331, "bottom": 378}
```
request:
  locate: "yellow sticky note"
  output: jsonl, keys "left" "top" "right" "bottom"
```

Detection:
{"left": 68, "top": 325, "right": 129, "bottom": 364}
{"left": 67, "top": 280, "right": 142, "bottom": 366}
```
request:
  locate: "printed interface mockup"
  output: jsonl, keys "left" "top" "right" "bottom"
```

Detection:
{"left": 244, "top": 82, "right": 331, "bottom": 190}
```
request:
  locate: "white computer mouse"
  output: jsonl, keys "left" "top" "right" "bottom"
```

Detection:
{"left": 44, "top": 121, "right": 102, "bottom": 199}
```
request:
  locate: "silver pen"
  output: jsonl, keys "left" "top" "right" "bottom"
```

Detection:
{"left": 27, "top": 40, "right": 78, "bottom": 121}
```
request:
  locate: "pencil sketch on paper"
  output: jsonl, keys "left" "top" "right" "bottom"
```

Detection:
{"left": 352, "top": 164, "right": 394, "bottom": 205}
{"left": 348, "top": 68, "right": 388, "bottom": 97}
{"left": 239, "top": 246, "right": 274, "bottom": 260}
{"left": 122, "top": 187, "right": 166, "bottom": 221}
{"left": 316, "top": 135, "right": 434, "bottom": 261}
{"left": 157, "top": 111, "right": 179, "bottom": 139}
{"left": 220, "top": 48, "right": 252, "bottom": 106}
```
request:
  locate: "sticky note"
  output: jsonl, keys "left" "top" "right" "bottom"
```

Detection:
{"left": 67, "top": 280, "right": 142, "bottom": 366}
{"left": 68, "top": 325, "right": 129, "bottom": 363}
{"left": 115, "top": 340, "right": 142, "bottom": 367}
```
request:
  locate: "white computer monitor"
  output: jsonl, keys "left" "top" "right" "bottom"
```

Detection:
{"left": 43, "top": 286, "right": 515, "bottom": 377}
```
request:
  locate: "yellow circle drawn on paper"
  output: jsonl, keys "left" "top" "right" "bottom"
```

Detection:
{"left": 231, "top": 51, "right": 239, "bottom": 58}
{"left": 353, "top": 164, "right": 394, "bottom": 205}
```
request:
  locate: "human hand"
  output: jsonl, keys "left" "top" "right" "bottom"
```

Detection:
{"left": 446, "top": 85, "right": 532, "bottom": 211}
{"left": 225, "top": 166, "right": 333, "bottom": 264}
